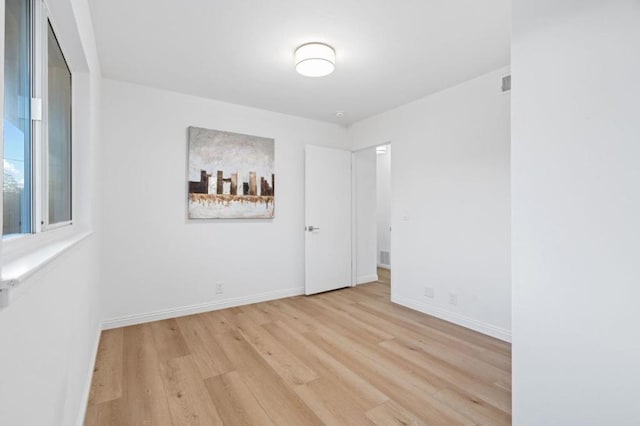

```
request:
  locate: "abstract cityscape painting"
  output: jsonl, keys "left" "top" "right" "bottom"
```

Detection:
{"left": 188, "top": 127, "right": 275, "bottom": 219}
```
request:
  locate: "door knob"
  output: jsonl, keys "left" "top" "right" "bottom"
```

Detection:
{"left": 306, "top": 226, "right": 320, "bottom": 231}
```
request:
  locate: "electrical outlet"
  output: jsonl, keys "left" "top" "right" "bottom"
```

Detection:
{"left": 424, "top": 287, "right": 434, "bottom": 298}
{"left": 216, "top": 282, "right": 224, "bottom": 295}
{"left": 449, "top": 293, "right": 458, "bottom": 306}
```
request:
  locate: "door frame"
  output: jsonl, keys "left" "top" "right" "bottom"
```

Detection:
{"left": 350, "top": 141, "right": 392, "bottom": 288}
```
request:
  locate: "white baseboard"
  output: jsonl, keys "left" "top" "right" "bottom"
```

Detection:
{"left": 391, "top": 294, "right": 511, "bottom": 343}
{"left": 76, "top": 324, "right": 102, "bottom": 426}
{"left": 357, "top": 274, "right": 379, "bottom": 285}
{"left": 377, "top": 263, "right": 391, "bottom": 270}
{"left": 102, "top": 287, "right": 305, "bottom": 330}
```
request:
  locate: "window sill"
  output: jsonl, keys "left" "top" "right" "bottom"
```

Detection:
{"left": 0, "top": 230, "right": 93, "bottom": 308}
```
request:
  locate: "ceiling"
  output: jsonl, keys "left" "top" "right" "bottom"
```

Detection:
{"left": 88, "top": 0, "right": 510, "bottom": 125}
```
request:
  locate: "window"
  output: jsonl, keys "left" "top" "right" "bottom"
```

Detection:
{"left": 46, "top": 21, "right": 72, "bottom": 226}
{"left": 3, "top": 0, "right": 72, "bottom": 238}
{"left": 3, "top": 0, "right": 31, "bottom": 236}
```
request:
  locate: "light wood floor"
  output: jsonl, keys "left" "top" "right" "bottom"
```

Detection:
{"left": 86, "top": 269, "right": 511, "bottom": 425}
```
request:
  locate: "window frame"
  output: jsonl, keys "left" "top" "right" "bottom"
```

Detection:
{"left": 2, "top": 0, "right": 33, "bottom": 237}
{"left": 40, "top": 9, "right": 73, "bottom": 231}
{"left": 3, "top": 0, "right": 73, "bottom": 245}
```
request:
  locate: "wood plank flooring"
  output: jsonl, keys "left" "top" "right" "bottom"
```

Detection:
{"left": 85, "top": 269, "right": 511, "bottom": 425}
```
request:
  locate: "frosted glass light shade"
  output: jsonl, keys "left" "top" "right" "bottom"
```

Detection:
{"left": 295, "top": 43, "right": 335, "bottom": 77}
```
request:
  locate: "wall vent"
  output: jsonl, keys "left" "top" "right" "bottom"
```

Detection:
{"left": 502, "top": 75, "right": 511, "bottom": 92}
{"left": 379, "top": 250, "right": 390, "bottom": 266}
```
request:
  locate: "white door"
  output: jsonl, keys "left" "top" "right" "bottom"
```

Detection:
{"left": 305, "top": 145, "right": 352, "bottom": 295}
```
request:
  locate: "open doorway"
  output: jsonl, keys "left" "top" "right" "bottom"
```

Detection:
{"left": 375, "top": 144, "right": 391, "bottom": 287}
{"left": 353, "top": 143, "right": 391, "bottom": 291}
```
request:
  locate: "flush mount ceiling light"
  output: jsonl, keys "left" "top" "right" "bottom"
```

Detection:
{"left": 295, "top": 43, "right": 335, "bottom": 77}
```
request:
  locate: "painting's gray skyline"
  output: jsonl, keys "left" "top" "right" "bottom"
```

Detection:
{"left": 188, "top": 127, "right": 274, "bottom": 184}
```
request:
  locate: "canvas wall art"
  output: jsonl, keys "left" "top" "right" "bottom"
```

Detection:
{"left": 188, "top": 127, "right": 275, "bottom": 219}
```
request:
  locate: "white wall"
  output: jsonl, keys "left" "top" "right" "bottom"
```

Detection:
{"left": 100, "top": 79, "right": 350, "bottom": 325}
{"left": 0, "top": 0, "right": 102, "bottom": 425}
{"left": 354, "top": 147, "right": 378, "bottom": 284}
{"left": 512, "top": 1, "right": 640, "bottom": 424}
{"left": 376, "top": 145, "right": 391, "bottom": 268}
{"left": 0, "top": 238, "right": 101, "bottom": 425}
{"left": 349, "top": 67, "right": 511, "bottom": 341}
